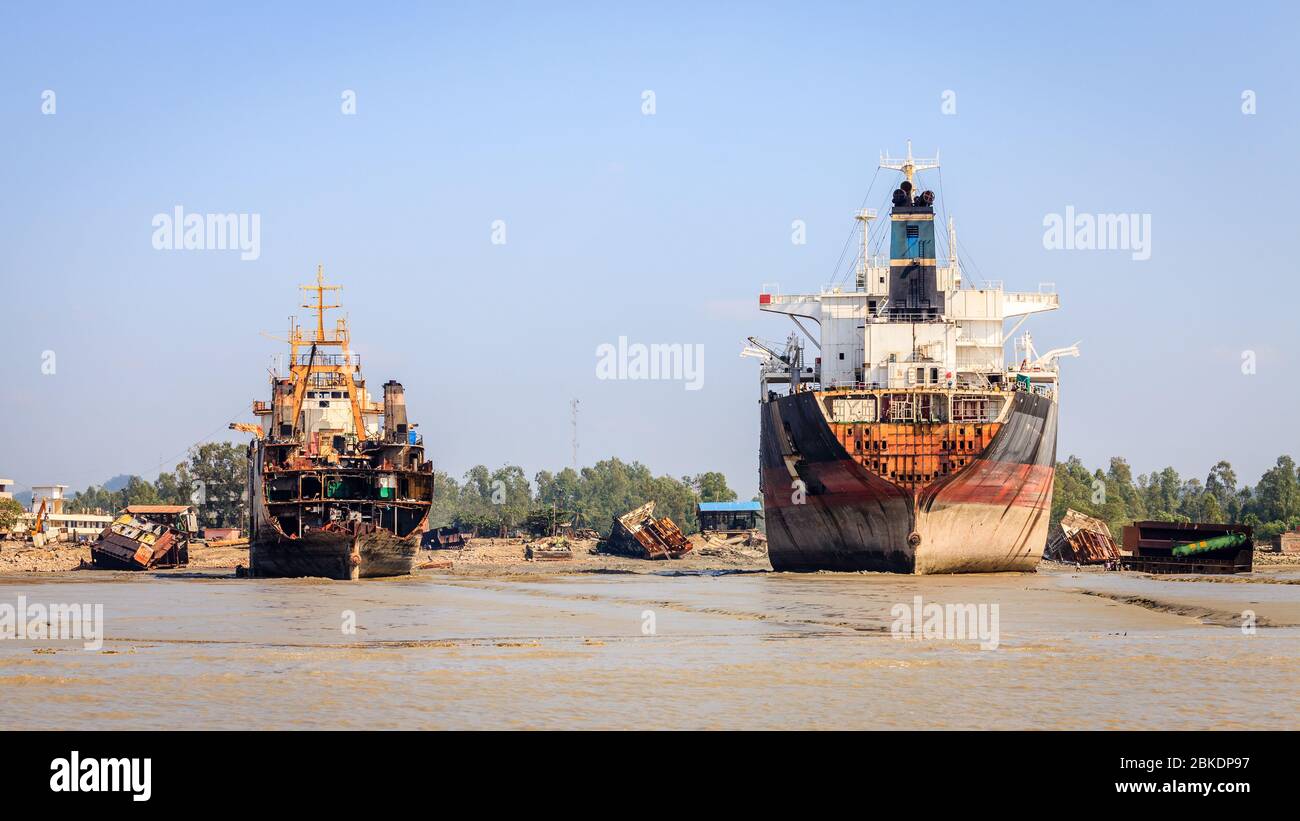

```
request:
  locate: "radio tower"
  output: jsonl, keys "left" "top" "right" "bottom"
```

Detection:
{"left": 570, "top": 399, "right": 579, "bottom": 469}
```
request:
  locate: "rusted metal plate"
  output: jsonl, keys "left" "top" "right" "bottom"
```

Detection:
{"left": 421, "top": 527, "right": 467, "bottom": 549}
{"left": 1045, "top": 508, "right": 1119, "bottom": 565}
{"left": 90, "top": 512, "right": 189, "bottom": 570}
{"left": 604, "top": 502, "right": 692, "bottom": 560}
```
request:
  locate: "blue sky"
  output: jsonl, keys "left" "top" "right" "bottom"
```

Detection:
{"left": 1, "top": 1, "right": 1297, "bottom": 498}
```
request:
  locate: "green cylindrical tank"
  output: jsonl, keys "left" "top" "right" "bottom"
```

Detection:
{"left": 1171, "top": 532, "right": 1247, "bottom": 557}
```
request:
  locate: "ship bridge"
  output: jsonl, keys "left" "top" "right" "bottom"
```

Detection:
{"left": 756, "top": 143, "right": 1068, "bottom": 392}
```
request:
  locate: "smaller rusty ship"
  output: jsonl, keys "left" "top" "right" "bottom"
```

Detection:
{"left": 233, "top": 267, "right": 434, "bottom": 580}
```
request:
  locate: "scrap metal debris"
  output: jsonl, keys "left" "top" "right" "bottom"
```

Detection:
{"left": 422, "top": 527, "right": 468, "bottom": 549}
{"left": 602, "top": 501, "right": 692, "bottom": 560}
{"left": 525, "top": 537, "right": 574, "bottom": 562}
{"left": 694, "top": 530, "right": 768, "bottom": 560}
{"left": 90, "top": 506, "right": 198, "bottom": 570}
{"left": 1044, "top": 509, "right": 1120, "bottom": 566}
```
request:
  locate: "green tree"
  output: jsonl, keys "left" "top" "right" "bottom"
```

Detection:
{"left": 185, "top": 442, "right": 247, "bottom": 529}
{"left": 1205, "top": 461, "right": 1237, "bottom": 513}
{"left": 154, "top": 468, "right": 194, "bottom": 506}
{"left": 118, "top": 475, "right": 160, "bottom": 508}
{"left": 66, "top": 485, "right": 116, "bottom": 514}
{"left": 491, "top": 465, "right": 533, "bottom": 532}
{"left": 1139, "top": 466, "right": 1184, "bottom": 521}
{"left": 455, "top": 465, "right": 498, "bottom": 533}
{"left": 1178, "top": 478, "right": 1205, "bottom": 521}
{"left": 690, "top": 471, "right": 738, "bottom": 503}
{"left": 0, "top": 498, "right": 24, "bottom": 532}
{"left": 426, "top": 469, "right": 461, "bottom": 529}
{"left": 1201, "top": 492, "right": 1224, "bottom": 523}
{"left": 535, "top": 468, "right": 583, "bottom": 520}
{"left": 1050, "top": 455, "right": 1097, "bottom": 524}
{"left": 1253, "top": 455, "right": 1300, "bottom": 524}
{"left": 451, "top": 464, "right": 533, "bottom": 534}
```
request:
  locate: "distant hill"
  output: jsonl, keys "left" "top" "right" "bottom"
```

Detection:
{"left": 103, "top": 475, "right": 131, "bottom": 492}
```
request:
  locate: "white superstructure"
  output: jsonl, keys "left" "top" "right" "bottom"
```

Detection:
{"left": 752, "top": 144, "right": 1077, "bottom": 395}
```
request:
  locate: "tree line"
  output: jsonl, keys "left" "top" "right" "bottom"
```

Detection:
{"left": 430, "top": 459, "right": 738, "bottom": 536}
{"left": 55, "top": 441, "right": 1299, "bottom": 545}
{"left": 65, "top": 442, "right": 247, "bottom": 530}
{"left": 61, "top": 449, "right": 738, "bottom": 538}
{"left": 1053, "top": 454, "right": 1300, "bottom": 542}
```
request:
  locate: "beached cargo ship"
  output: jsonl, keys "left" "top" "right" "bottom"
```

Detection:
{"left": 749, "top": 144, "right": 1077, "bottom": 573}
{"left": 234, "top": 267, "right": 433, "bottom": 579}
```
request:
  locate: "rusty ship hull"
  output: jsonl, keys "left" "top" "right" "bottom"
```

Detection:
{"left": 248, "top": 523, "right": 420, "bottom": 580}
{"left": 760, "top": 389, "right": 1056, "bottom": 574}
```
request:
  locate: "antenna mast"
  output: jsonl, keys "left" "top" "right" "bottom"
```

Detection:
{"left": 879, "top": 139, "right": 940, "bottom": 185}
{"left": 854, "top": 208, "right": 877, "bottom": 286}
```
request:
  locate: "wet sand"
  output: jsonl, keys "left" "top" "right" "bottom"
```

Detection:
{"left": 0, "top": 539, "right": 250, "bottom": 573}
{"left": 0, "top": 559, "right": 1296, "bottom": 730}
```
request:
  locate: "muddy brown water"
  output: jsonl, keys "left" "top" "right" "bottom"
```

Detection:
{"left": 0, "top": 566, "right": 1296, "bottom": 729}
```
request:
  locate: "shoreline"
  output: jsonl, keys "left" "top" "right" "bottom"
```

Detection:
{"left": 5, "top": 536, "right": 1296, "bottom": 578}
{"left": 4, "top": 536, "right": 1298, "bottom": 629}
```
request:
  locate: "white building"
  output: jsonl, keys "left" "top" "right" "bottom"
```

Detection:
{"left": 9, "top": 482, "right": 112, "bottom": 542}
{"left": 30, "top": 483, "right": 69, "bottom": 514}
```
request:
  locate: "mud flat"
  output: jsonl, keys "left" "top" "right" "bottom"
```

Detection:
{"left": 0, "top": 560, "right": 1296, "bottom": 730}
{"left": 0, "top": 539, "right": 251, "bottom": 574}
{"left": 421, "top": 536, "right": 771, "bottom": 576}
{"left": 0, "top": 540, "right": 90, "bottom": 573}
{"left": 1053, "top": 565, "right": 1300, "bottom": 627}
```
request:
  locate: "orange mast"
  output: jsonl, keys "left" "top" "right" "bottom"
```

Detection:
{"left": 285, "top": 266, "right": 372, "bottom": 440}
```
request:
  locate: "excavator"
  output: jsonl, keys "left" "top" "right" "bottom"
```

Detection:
{"left": 229, "top": 422, "right": 265, "bottom": 439}
{"left": 28, "top": 498, "right": 48, "bottom": 543}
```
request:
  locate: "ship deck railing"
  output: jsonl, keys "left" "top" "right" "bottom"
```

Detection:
{"left": 865, "top": 311, "right": 946, "bottom": 323}
{"left": 265, "top": 496, "right": 432, "bottom": 506}
{"left": 294, "top": 352, "right": 359, "bottom": 367}
{"left": 821, "top": 382, "right": 1022, "bottom": 393}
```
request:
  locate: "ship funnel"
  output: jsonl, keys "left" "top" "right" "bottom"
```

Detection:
{"left": 383, "top": 379, "right": 408, "bottom": 439}
{"left": 886, "top": 178, "right": 943, "bottom": 318}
